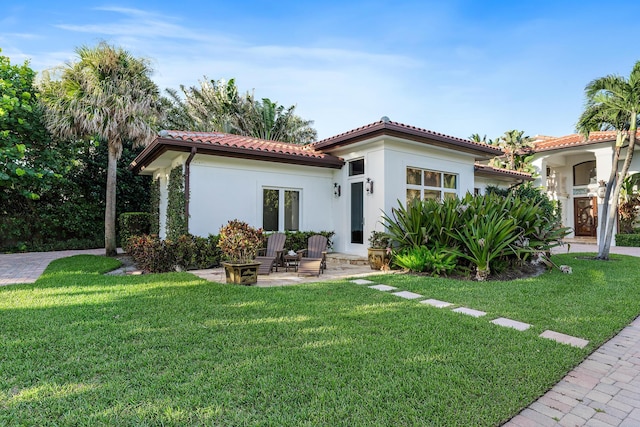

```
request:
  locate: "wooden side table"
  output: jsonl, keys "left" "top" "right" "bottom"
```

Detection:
{"left": 283, "top": 254, "right": 300, "bottom": 272}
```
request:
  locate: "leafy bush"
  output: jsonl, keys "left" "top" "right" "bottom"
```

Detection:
{"left": 119, "top": 212, "right": 151, "bottom": 246}
{"left": 615, "top": 233, "right": 640, "bottom": 247}
{"left": 450, "top": 195, "right": 521, "bottom": 281}
{"left": 393, "top": 245, "right": 457, "bottom": 276}
{"left": 486, "top": 182, "right": 562, "bottom": 227}
{"left": 281, "top": 230, "right": 335, "bottom": 252}
{"left": 124, "top": 234, "right": 222, "bottom": 273}
{"left": 383, "top": 191, "right": 569, "bottom": 281}
{"left": 218, "top": 220, "right": 264, "bottom": 263}
{"left": 368, "top": 231, "right": 391, "bottom": 249}
{"left": 124, "top": 235, "right": 176, "bottom": 273}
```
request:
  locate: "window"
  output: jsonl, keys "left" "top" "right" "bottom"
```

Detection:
{"left": 405, "top": 167, "right": 458, "bottom": 204}
{"left": 573, "top": 161, "right": 596, "bottom": 186}
{"left": 349, "top": 159, "right": 364, "bottom": 176}
{"left": 263, "top": 188, "right": 300, "bottom": 231}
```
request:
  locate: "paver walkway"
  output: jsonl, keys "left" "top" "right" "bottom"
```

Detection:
{"left": 1, "top": 243, "right": 640, "bottom": 426}
{"left": 0, "top": 248, "right": 121, "bottom": 285}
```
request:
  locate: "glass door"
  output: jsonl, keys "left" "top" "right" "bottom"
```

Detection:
{"left": 351, "top": 182, "right": 364, "bottom": 244}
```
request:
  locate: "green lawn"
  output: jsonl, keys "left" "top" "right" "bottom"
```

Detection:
{"left": 1, "top": 253, "right": 639, "bottom": 426}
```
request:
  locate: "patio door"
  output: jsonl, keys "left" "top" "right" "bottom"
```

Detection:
{"left": 351, "top": 181, "right": 364, "bottom": 244}
{"left": 574, "top": 197, "right": 597, "bottom": 237}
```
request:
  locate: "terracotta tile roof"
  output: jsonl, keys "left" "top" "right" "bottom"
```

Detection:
{"left": 474, "top": 163, "right": 534, "bottom": 181}
{"left": 532, "top": 131, "right": 640, "bottom": 152}
{"left": 312, "top": 119, "right": 502, "bottom": 157}
{"left": 130, "top": 131, "right": 344, "bottom": 173}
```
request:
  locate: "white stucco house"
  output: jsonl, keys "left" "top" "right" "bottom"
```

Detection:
{"left": 130, "top": 118, "right": 533, "bottom": 257}
{"left": 530, "top": 131, "right": 640, "bottom": 244}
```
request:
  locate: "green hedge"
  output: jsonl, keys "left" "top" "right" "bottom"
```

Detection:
{"left": 124, "top": 234, "right": 222, "bottom": 273}
{"left": 119, "top": 212, "right": 151, "bottom": 246}
{"left": 615, "top": 234, "right": 640, "bottom": 247}
{"left": 280, "top": 231, "right": 335, "bottom": 252}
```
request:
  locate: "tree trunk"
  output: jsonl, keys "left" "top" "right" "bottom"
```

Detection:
{"left": 598, "top": 123, "right": 637, "bottom": 259}
{"left": 105, "top": 145, "right": 118, "bottom": 257}
{"left": 598, "top": 142, "right": 622, "bottom": 248}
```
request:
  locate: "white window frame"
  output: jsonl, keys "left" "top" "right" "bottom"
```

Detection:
{"left": 262, "top": 187, "right": 301, "bottom": 232}
{"left": 406, "top": 167, "right": 458, "bottom": 203}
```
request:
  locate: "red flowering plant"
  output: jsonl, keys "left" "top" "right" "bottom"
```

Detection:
{"left": 217, "top": 219, "right": 264, "bottom": 263}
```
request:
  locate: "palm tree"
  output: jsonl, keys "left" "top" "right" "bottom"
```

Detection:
{"left": 469, "top": 133, "right": 494, "bottom": 144}
{"left": 496, "top": 130, "right": 533, "bottom": 170}
{"left": 240, "top": 97, "right": 317, "bottom": 144}
{"left": 162, "top": 77, "right": 317, "bottom": 144}
{"left": 40, "top": 42, "right": 162, "bottom": 256}
{"left": 576, "top": 61, "right": 640, "bottom": 259}
{"left": 163, "top": 77, "right": 244, "bottom": 133}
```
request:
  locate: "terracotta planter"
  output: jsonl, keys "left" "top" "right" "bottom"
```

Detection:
{"left": 367, "top": 248, "right": 390, "bottom": 270}
{"left": 222, "top": 261, "right": 261, "bottom": 285}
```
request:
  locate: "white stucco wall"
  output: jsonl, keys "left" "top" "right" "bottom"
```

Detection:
{"left": 328, "top": 137, "right": 480, "bottom": 256}
{"left": 187, "top": 156, "right": 336, "bottom": 238}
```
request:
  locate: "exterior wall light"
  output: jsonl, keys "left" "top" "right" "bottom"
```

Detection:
{"left": 365, "top": 178, "right": 374, "bottom": 194}
{"left": 597, "top": 180, "right": 606, "bottom": 199}
{"left": 334, "top": 183, "right": 341, "bottom": 197}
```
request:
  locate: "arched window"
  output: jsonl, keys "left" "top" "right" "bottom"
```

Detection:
{"left": 573, "top": 161, "right": 596, "bottom": 186}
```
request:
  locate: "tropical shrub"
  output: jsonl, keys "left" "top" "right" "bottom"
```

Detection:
{"left": 382, "top": 191, "right": 569, "bottom": 281}
{"left": 125, "top": 233, "right": 222, "bottom": 273}
{"left": 393, "top": 245, "right": 458, "bottom": 276}
{"left": 450, "top": 199, "right": 521, "bottom": 281}
{"left": 381, "top": 198, "right": 431, "bottom": 249}
{"left": 124, "top": 235, "right": 176, "bottom": 273}
{"left": 218, "top": 220, "right": 264, "bottom": 263}
{"left": 368, "top": 231, "right": 391, "bottom": 249}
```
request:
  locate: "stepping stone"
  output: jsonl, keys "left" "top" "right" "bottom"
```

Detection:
{"left": 420, "top": 299, "right": 453, "bottom": 308}
{"left": 452, "top": 307, "right": 486, "bottom": 317}
{"left": 491, "top": 317, "right": 531, "bottom": 331}
{"left": 540, "top": 330, "right": 589, "bottom": 348}
{"left": 392, "top": 291, "right": 423, "bottom": 300}
{"left": 351, "top": 279, "right": 375, "bottom": 285}
{"left": 368, "top": 284, "right": 397, "bottom": 291}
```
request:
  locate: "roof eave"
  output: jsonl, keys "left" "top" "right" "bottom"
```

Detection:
{"left": 130, "top": 138, "right": 344, "bottom": 174}
{"left": 314, "top": 122, "right": 501, "bottom": 157}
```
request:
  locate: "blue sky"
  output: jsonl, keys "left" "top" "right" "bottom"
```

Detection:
{"left": 2, "top": 0, "right": 640, "bottom": 140}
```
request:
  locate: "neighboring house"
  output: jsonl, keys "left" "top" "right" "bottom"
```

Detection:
{"left": 130, "top": 118, "right": 531, "bottom": 256}
{"left": 530, "top": 131, "right": 640, "bottom": 244}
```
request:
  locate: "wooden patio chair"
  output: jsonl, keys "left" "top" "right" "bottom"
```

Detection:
{"left": 255, "top": 232, "right": 286, "bottom": 275}
{"left": 297, "top": 235, "right": 328, "bottom": 276}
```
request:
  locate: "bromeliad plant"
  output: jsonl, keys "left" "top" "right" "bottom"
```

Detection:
{"left": 383, "top": 189, "right": 570, "bottom": 281}
{"left": 394, "top": 245, "right": 458, "bottom": 276}
{"left": 217, "top": 220, "right": 264, "bottom": 263}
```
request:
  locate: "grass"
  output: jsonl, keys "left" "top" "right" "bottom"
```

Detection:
{"left": 0, "top": 253, "right": 639, "bottom": 426}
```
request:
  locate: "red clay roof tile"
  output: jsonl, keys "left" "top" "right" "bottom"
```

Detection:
{"left": 533, "top": 131, "right": 640, "bottom": 152}
{"left": 312, "top": 119, "right": 502, "bottom": 156}
{"left": 474, "top": 163, "right": 534, "bottom": 181}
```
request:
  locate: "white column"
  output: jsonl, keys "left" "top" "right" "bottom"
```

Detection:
{"left": 531, "top": 157, "right": 547, "bottom": 189}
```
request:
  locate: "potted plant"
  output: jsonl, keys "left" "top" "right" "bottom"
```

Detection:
{"left": 217, "top": 219, "right": 264, "bottom": 285}
{"left": 367, "top": 230, "right": 391, "bottom": 270}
